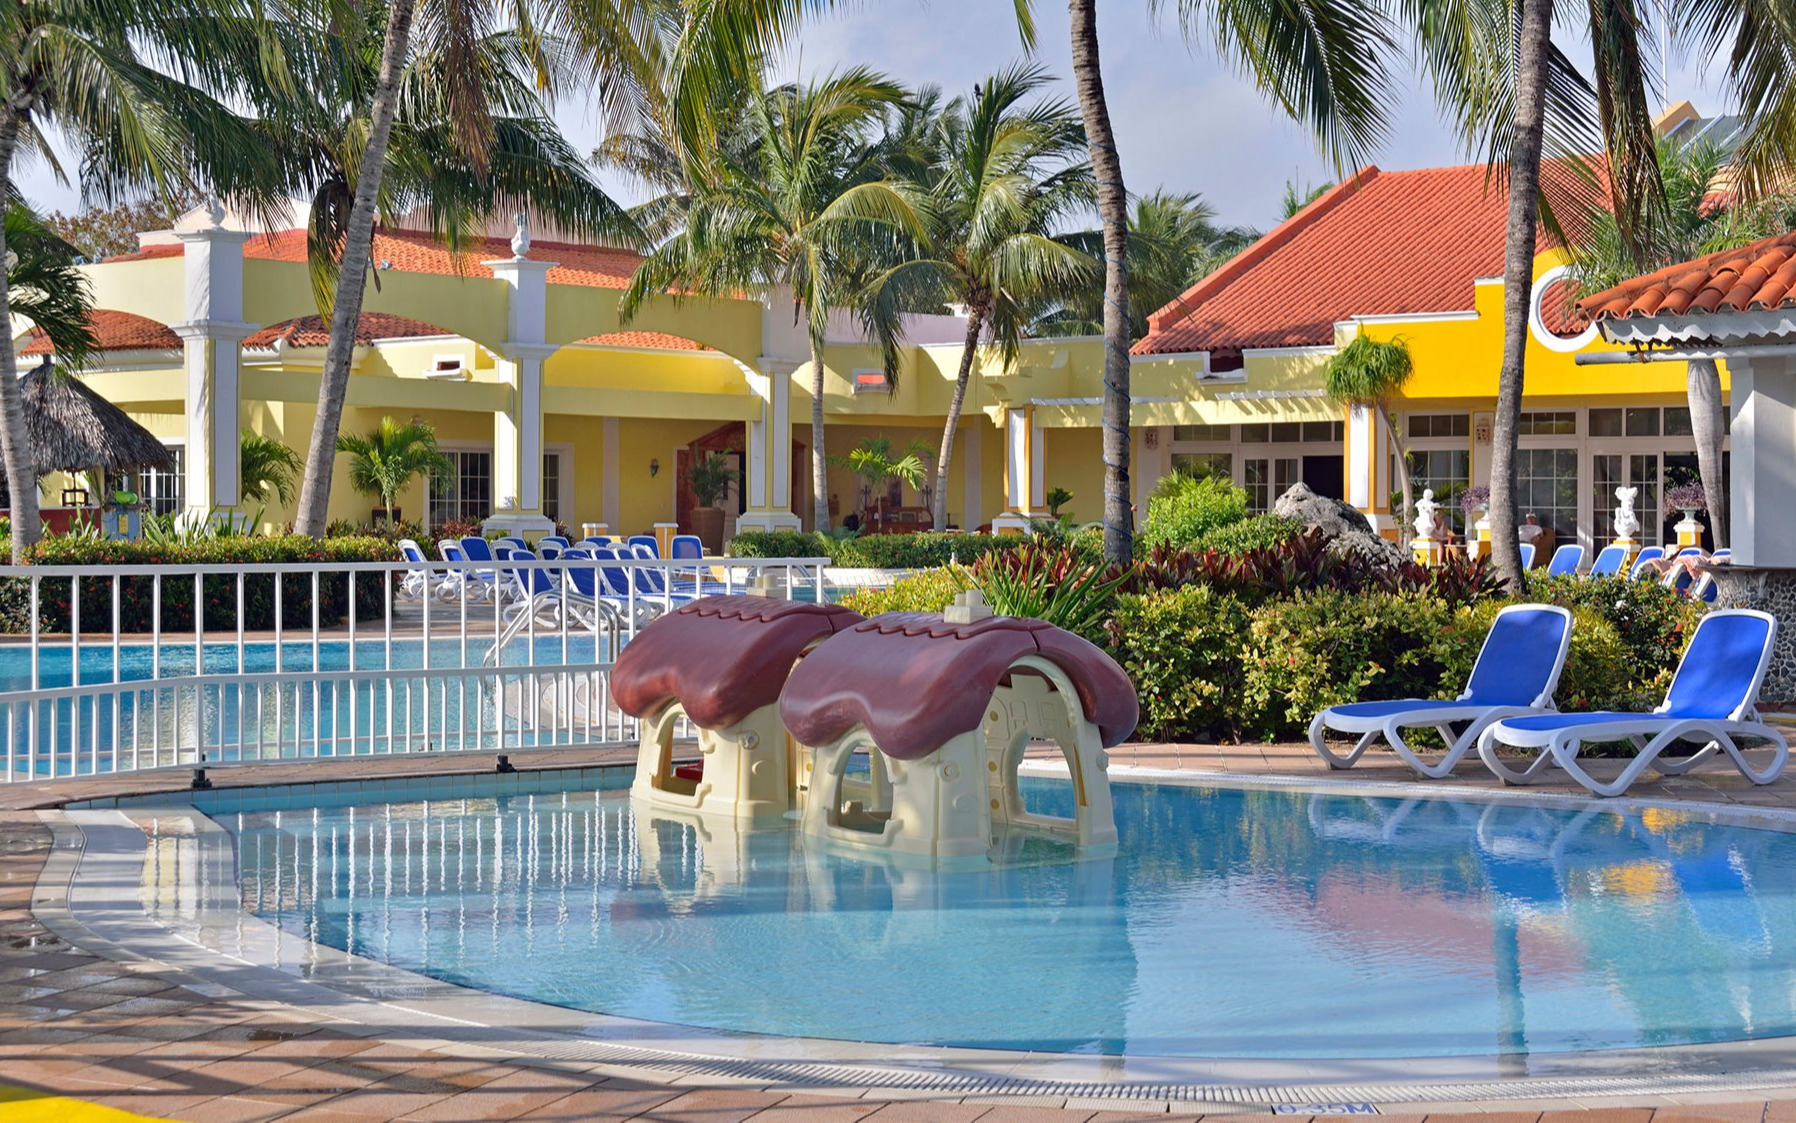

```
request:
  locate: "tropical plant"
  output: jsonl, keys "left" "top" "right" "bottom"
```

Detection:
{"left": 239, "top": 433, "right": 305, "bottom": 508}
{"left": 284, "top": 0, "right": 676, "bottom": 536}
{"left": 622, "top": 67, "right": 922, "bottom": 534}
{"left": 1280, "top": 177, "right": 1332, "bottom": 220}
{"left": 1033, "top": 190, "right": 1257, "bottom": 340}
{"left": 830, "top": 436, "right": 927, "bottom": 513}
{"left": 335, "top": 417, "right": 454, "bottom": 528}
{"left": 687, "top": 451, "right": 740, "bottom": 508}
{"left": 970, "top": 544, "right": 1129, "bottom": 640}
{"left": 1325, "top": 333, "right": 1417, "bottom": 545}
{"left": 859, "top": 64, "right": 1095, "bottom": 532}
{"left": 1045, "top": 486, "right": 1073, "bottom": 519}
{"left": 0, "top": 0, "right": 286, "bottom": 558}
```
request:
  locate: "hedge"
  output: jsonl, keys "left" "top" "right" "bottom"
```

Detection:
{"left": 730, "top": 530, "right": 1028, "bottom": 569}
{"left": 2, "top": 536, "right": 401, "bottom": 634}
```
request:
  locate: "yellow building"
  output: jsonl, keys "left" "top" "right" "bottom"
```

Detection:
{"left": 1133, "top": 162, "right": 1726, "bottom": 554}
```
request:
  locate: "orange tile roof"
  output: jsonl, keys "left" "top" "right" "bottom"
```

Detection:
{"left": 19, "top": 309, "right": 181, "bottom": 355}
{"left": 1134, "top": 165, "right": 1513, "bottom": 364}
{"left": 1575, "top": 229, "right": 1796, "bottom": 322}
{"left": 104, "top": 228, "right": 646, "bottom": 290}
{"left": 244, "top": 312, "right": 453, "bottom": 349}
{"left": 576, "top": 330, "right": 715, "bottom": 352}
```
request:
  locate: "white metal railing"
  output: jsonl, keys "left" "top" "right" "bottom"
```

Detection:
{"left": 0, "top": 554, "right": 830, "bottom": 783}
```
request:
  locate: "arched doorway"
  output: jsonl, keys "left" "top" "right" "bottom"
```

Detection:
{"left": 675, "top": 422, "right": 808, "bottom": 534}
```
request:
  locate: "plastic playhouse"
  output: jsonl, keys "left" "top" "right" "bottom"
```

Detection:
{"left": 779, "top": 591, "right": 1138, "bottom": 862}
{"left": 611, "top": 596, "right": 863, "bottom": 822}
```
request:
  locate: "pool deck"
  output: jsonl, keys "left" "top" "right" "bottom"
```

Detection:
{"left": 7, "top": 740, "right": 1796, "bottom": 1121}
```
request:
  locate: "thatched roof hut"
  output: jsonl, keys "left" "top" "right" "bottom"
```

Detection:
{"left": 1, "top": 359, "right": 174, "bottom": 487}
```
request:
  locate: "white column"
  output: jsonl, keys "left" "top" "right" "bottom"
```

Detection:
{"left": 735, "top": 357, "right": 802, "bottom": 534}
{"left": 1730, "top": 354, "right": 1796, "bottom": 567}
{"left": 1346, "top": 404, "right": 1391, "bottom": 533}
{"left": 172, "top": 220, "right": 256, "bottom": 523}
{"left": 483, "top": 250, "right": 557, "bottom": 538}
{"left": 992, "top": 406, "right": 1036, "bottom": 533}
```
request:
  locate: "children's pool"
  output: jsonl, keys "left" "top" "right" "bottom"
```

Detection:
{"left": 207, "top": 779, "right": 1796, "bottom": 1059}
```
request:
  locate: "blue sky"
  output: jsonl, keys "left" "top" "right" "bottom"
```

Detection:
{"left": 14, "top": 4, "right": 1738, "bottom": 232}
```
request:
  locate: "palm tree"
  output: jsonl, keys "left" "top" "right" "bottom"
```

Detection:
{"left": 239, "top": 433, "right": 304, "bottom": 508}
{"left": 336, "top": 417, "right": 454, "bottom": 528}
{"left": 1326, "top": 333, "right": 1417, "bottom": 546}
{"left": 621, "top": 68, "right": 923, "bottom": 533}
{"left": 6, "top": 202, "right": 96, "bottom": 368}
{"left": 1280, "top": 177, "right": 1332, "bottom": 220}
{"left": 0, "top": 0, "right": 286, "bottom": 558}
{"left": 1035, "top": 190, "right": 1257, "bottom": 340}
{"left": 287, "top": 0, "right": 828, "bottom": 538}
{"left": 861, "top": 64, "right": 1095, "bottom": 531}
{"left": 1046, "top": 0, "right": 1403, "bottom": 563}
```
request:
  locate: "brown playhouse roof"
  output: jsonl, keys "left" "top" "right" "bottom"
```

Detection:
{"left": 779, "top": 613, "right": 1140, "bottom": 759}
{"left": 611, "top": 597, "right": 864, "bottom": 729}
{"left": 6, "top": 361, "right": 174, "bottom": 478}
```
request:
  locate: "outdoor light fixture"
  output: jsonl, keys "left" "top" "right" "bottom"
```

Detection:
{"left": 649, "top": 458, "right": 660, "bottom": 477}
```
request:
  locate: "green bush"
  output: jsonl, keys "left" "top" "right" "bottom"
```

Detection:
{"left": 5, "top": 536, "right": 400, "bottom": 634}
{"left": 839, "top": 567, "right": 968, "bottom": 615}
{"left": 1442, "top": 600, "right": 1642, "bottom": 714}
{"left": 1105, "top": 587, "right": 1251, "bottom": 741}
{"left": 1194, "top": 514, "right": 1303, "bottom": 556}
{"left": 1139, "top": 475, "right": 1250, "bottom": 550}
{"left": 1240, "top": 590, "right": 1457, "bottom": 740}
{"left": 1525, "top": 574, "right": 1703, "bottom": 687}
{"left": 730, "top": 530, "right": 1027, "bottom": 569}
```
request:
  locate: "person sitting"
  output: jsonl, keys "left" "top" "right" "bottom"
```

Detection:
{"left": 1518, "top": 513, "right": 1543, "bottom": 544}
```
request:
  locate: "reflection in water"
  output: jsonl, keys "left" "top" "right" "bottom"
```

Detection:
{"left": 210, "top": 782, "right": 1796, "bottom": 1058}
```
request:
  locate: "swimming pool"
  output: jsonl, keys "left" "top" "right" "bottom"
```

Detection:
{"left": 208, "top": 778, "right": 1796, "bottom": 1060}
{"left": 0, "top": 634, "right": 613, "bottom": 777}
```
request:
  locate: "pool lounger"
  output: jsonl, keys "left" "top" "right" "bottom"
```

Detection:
{"left": 1308, "top": 603, "right": 1574, "bottom": 779}
{"left": 1479, "top": 608, "right": 1788, "bottom": 797}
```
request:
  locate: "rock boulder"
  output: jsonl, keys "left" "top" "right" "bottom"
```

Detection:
{"left": 1273, "top": 482, "right": 1406, "bottom": 569}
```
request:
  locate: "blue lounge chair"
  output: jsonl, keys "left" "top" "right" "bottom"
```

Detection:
{"left": 396, "top": 538, "right": 439, "bottom": 600}
{"left": 1628, "top": 546, "right": 1666, "bottom": 579}
{"left": 1519, "top": 542, "right": 1536, "bottom": 569}
{"left": 1545, "top": 543, "right": 1584, "bottom": 576}
{"left": 1308, "top": 604, "right": 1575, "bottom": 779}
{"left": 540, "top": 535, "right": 571, "bottom": 551}
{"left": 1676, "top": 546, "right": 1704, "bottom": 559}
{"left": 581, "top": 535, "right": 613, "bottom": 548}
{"left": 1588, "top": 543, "right": 1628, "bottom": 577}
{"left": 456, "top": 536, "right": 503, "bottom": 599}
{"left": 1479, "top": 609, "right": 1787, "bottom": 797}
{"left": 671, "top": 535, "right": 704, "bottom": 560}
{"left": 628, "top": 534, "right": 660, "bottom": 557}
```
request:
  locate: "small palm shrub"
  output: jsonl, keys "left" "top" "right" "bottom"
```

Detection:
{"left": 1139, "top": 474, "right": 1250, "bottom": 549}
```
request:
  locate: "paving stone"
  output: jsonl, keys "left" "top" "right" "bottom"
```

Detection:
{"left": 625, "top": 1086, "right": 789, "bottom": 1121}
{"left": 515, "top": 1080, "right": 686, "bottom": 1119}
{"left": 173, "top": 1095, "right": 302, "bottom": 1123}
{"left": 859, "top": 1104, "right": 991, "bottom": 1122}
{"left": 392, "top": 1066, "right": 602, "bottom": 1120}
{"left": 737, "top": 1093, "right": 884, "bottom": 1121}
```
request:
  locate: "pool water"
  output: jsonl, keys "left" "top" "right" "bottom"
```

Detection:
{"left": 217, "top": 780, "right": 1796, "bottom": 1058}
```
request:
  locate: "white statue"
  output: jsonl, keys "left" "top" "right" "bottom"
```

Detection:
{"left": 1414, "top": 488, "right": 1439, "bottom": 541}
{"left": 511, "top": 212, "right": 530, "bottom": 258}
{"left": 1613, "top": 486, "right": 1640, "bottom": 540}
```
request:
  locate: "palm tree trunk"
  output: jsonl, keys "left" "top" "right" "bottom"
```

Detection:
{"left": 809, "top": 335, "right": 830, "bottom": 533}
{"left": 292, "top": 0, "right": 417, "bottom": 537}
{"left": 1068, "top": 0, "right": 1131, "bottom": 566}
{"left": 0, "top": 104, "right": 41, "bottom": 561}
{"left": 1488, "top": 0, "right": 1553, "bottom": 592}
{"left": 933, "top": 304, "right": 986, "bottom": 531}
{"left": 1687, "top": 358, "right": 1727, "bottom": 548}
{"left": 1382, "top": 404, "right": 1415, "bottom": 550}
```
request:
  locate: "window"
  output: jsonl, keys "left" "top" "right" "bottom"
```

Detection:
{"left": 1244, "top": 457, "right": 1298, "bottom": 512}
{"left": 120, "top": 447, "right": 184, "bottom": 516}
{"left": 1405, "top": 449, "right": 1470, "bottom": 533}
{"left": 1407, "top": 413, "right": 1469, "bottom": 440}
{"left": 430, "top": 450, "right": 491, "bottom": 526}
{"left": 1171, "top": 452, "right": 1231, "bottom": 481}
{"left": 1625, "top": 407, "right": 1660, "bottom": 437}
{"left": 1665, "top": 407, "right": 1693, "bottom": 436}
{"left": 851, "top": 369, "right": 891, "bottom": 395}
{"left": 542, "top": 452, "right": 561, "bottom": 523}
{"left": 1171, "top": 424, "right": 1228, "bottom": 442}
{"left": 1518, "top": 411, "right": 1576, "bottom": 436}
{"left": 1515, "top": 447, "right": 1578, "bottom": 540}
{"left": 1589, "top": 408, "right": 1622, "bottom": 437}
{"left": 1301, "top": 421, "right": 1345, "bottom": 442}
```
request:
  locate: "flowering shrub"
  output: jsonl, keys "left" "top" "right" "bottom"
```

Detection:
{"left": 1458, "top": 485, "right": 1490, "bottom": 515}
{"left": 2, "top": 536, "right": 399, "bottom": 634}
